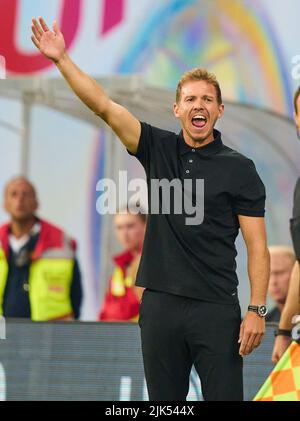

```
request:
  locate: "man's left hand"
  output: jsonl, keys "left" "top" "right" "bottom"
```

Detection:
{"left": 238, "top": 311, "right": 265, "bottom": 357}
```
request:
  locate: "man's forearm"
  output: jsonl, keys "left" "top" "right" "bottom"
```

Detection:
{"left": 239, "top": 242, "right": 269, "bottom": 357}
{"left": 56, "top": 53, "right": 110, "bottom": 117}
{"left": 247, "top": 246, "right": 270, "bottom": 305}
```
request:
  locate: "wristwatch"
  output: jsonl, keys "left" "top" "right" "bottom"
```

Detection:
{"left": 248, "top": 305, "right": 268, "bottom": 318}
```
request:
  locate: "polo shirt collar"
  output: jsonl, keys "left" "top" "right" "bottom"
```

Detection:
{"left": 179, "top": 129, "right": 223, "bottom": 156}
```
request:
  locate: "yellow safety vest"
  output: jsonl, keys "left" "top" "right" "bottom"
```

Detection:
{"left": 110, "top": 266, "right": 139, "bottom": 322}
{"left": 0, "top": 247, "right": 74, "bottom": 321}
{"left": 111, "top": 266, "right": 134, "bottom": 297}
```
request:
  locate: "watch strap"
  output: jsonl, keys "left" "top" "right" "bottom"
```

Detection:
{"left": 248, "top": 305, "right": 259, "bottom": 312}
{"left": 274, "top": 328, "right": 292, "bottom": 338}
{"left": 248, "top": 305, "right": 267, "bottom": 317}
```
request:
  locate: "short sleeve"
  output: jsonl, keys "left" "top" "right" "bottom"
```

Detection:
{"left": 292, "top": 177, "right": 300, "bottom": 219}
{"left": 232, "top": 159, "right": 266, "bottom": 217}
{"left": 127, "top": 122, "right": 152, "bottom": 173}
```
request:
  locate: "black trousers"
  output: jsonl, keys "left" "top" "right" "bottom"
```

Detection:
{"left": 139, "top": 289, "right": 243, "bottom": 401}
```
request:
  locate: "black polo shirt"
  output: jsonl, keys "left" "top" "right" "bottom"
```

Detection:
{"left": 291, "top": 177, "right": 300, "bottom": 261}
{"left": 127, "top": 122, "right": 266, "bottom": 304}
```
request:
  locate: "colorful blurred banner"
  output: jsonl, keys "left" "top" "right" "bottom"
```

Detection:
{"left": 0, "top": 0, "right": 298, "bottom": 114}
{"left": 254, "top": 341, "right": 300, "bottom": 401}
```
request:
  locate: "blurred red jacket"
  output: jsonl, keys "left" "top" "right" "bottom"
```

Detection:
{"left": 98, "top": 250, "right": 140, "bottom": 322}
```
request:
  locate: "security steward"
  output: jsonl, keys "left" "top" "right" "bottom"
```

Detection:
{"left": 0, "top": 177, "right": 82, "bottom": 321}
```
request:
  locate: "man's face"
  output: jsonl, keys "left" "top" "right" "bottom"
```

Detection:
{"left": 4, "top": 179, "right": 38, "bottom": 222}
{"left": 173, "top": 80, "right": 224, "bottom": 144}
{"left": 114, "top": 213, "right": 146, "bottom": 252}
{"left": 268, "top": 253, "right": 294, "bottom": 305}
{"left": 294, "top": 94, "right": 300, "bottom": 130}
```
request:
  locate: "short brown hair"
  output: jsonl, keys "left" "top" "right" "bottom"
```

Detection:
{"left": 176, "top": 68, "right": 222, "bottom": 105}
{"left": 294, "top": 87, "right": 300, "bottom": 114}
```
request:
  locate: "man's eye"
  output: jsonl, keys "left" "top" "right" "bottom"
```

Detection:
{"left": 205, "top": 98, "right": 212, "bottom": 102}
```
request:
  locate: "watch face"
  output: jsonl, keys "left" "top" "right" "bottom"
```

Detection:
{"left": 258, "top": 305, "right": 268, "bottom": 317}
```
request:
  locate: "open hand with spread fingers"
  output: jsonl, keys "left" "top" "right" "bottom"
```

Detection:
{"left": 31, "top": 17, "right": 66, "bottom": 63}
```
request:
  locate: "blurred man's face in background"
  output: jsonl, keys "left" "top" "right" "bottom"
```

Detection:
{"left": 268, "top": 249, "right": 295, "bottom": 306}
{"left": 114, "top": 212, "right": 146, "bottom": 252}
{"left": 4, "top": 178, "right": 38, "bottom": 223}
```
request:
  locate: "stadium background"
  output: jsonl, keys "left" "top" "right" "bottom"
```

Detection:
{"left": 0, "top": 320, "right": 278, "bottom": 401}
{"left": 1, "top": 0, "right": 299, "bottom": 319}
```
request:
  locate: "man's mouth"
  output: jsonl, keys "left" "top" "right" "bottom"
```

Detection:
{"left": 191, "top": 115, "right": 207, "bottom": 128}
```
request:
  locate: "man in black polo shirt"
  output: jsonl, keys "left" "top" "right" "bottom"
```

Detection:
{"left": 31, "top": 18, "right": 270, "bottom": 401}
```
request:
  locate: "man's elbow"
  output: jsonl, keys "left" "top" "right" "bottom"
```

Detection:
{"left": 93, "top": 97, "right": 111, "bottom": 119}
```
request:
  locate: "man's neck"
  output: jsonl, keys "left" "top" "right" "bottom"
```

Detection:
{"left": 10, "top": 218, "right": 37, "bottom": 239}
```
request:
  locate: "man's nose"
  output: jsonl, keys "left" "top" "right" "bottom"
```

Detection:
{"left": 193, "top": 101, "right": 205, "bottom": 110}
{"left": 15, "top": 193, "right": 26, "bottom": 203}
{"left": 269, "top": 275, "right": 278, "bottom": 286}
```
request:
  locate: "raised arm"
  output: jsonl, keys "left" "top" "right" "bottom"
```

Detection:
{"left": 31, "top": 17, "right": 140, "bottom": 154}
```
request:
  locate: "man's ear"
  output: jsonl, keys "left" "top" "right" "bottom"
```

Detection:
{"left": 3, "top": 194, "right": 10, "bottom": 213}
{"left": 173, "top": 102, "right": 180, "bottom": 118}
{"left": 34, "top": 199, "right": 39, "bottom": 213}
{"left": 293, "top": 111, "right": 299, "bottom": 129}
{"left": 218, "top": 103, "right": 225, "bottom": 119}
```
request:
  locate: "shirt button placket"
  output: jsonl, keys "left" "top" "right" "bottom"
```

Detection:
{"left": 185, "top": 151, "right": 195, "bottom": 175}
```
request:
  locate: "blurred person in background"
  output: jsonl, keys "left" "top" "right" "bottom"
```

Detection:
{"left": 272, "top": 87, "right": 300, "bottom": 363}
{"left": 266, "top": 246, "right": 295, "bottom": 322}
{"left": 0, "top": 177, "right": 82, "bottom": 321}
{"left": 98, "top": 207, "right": 146, "bottom": 322}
